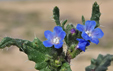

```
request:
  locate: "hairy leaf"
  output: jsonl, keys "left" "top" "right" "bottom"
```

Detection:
{"left": 0, "top": 37, "right": 71, "bottom": 71}
{"left": 53, "top": 6, "right": 61, "bottom": 26}
{"left": 90, "top": 2, "right": 101, "bottom": 28}
{"left": 62, "top": 19, "right": 67, "bottom": 30}
{"left": 85, "top": 54, "right": 113, "bottom": 71}
{"left": 60, "top": 62, "right": 72, "bottom": 71}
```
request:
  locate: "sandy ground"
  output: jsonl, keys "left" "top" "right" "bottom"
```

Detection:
{"left": 0, "top": 0, "right": 113, "bottom": 71}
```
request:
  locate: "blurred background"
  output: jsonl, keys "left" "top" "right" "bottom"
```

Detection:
{"left": 0, "top": 0, "right": 113, "bottom": 71}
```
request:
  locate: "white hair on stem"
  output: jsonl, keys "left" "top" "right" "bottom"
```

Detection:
{"left": 34, "top": 32, "right": 37, "bottom": 38}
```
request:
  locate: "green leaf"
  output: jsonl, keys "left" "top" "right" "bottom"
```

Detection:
{"left": 0, "top": 37, "right": 52, "bottom": 70}
{"left": 82, "top": 15, "right": 85, "bottom": 25}
{"left": 60, "top": 62, "right": 72, "bottom": 71}
{"left": 62, "top": 19, "right": 67, "bottom": 30}
{"left": 53, "top": 6, "right": 61, "bottom": 26}
{"left": 85, "top": 54, "right": 113, "bottom": 71}
{"left": 90, "top": 1, "right": 101, "bottom": 28}
{"left": 39, "top": 67, "right": 51, "bottom": 71}
{"left": 0, "top": 37, "right": 72, "bottom": 71}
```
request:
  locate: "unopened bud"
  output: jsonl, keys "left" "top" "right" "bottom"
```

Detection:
{"left": 70, "top": 29, "right": 76, "bottom": 35}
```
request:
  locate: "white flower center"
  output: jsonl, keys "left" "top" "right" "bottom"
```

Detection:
{"left": 52, "top": 37, "right": 60, "bottom": 44}
{"left": 85, "top": 31, "right": 92, "bottom": 37}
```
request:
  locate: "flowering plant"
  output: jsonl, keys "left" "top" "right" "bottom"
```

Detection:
{"left": 0, "top": 1, "right": 113, "bottom": 71}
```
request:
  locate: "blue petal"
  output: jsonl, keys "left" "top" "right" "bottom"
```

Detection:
{"left": 58, "top": 31, "right": 66, "bottom": 40}
{"left": 77, "top": 39, "right": 90, "bottom": 52}
{"left": 77, "top": 38, "right": 83, "bottom": 41}
{"left": 54, "top": 40, "right": 63, "bottom": 49}
{"left": 53, "top": 26, "right": 63, "bottom": 35}
{"left": 77, "top": 38, "right": 90, "bottom": 46}
{"left": 76, "top": 24, "right": 85, "bottom": 32}
{"left": 77, "top": 38, "right": 85, "bottom": 42}
{"left": 90, "top": 38, "right": 99, "bottom": 45}
{"left": 44, "top": 30, "right": 53, "bottom": 40}
{"left": 43, "top": 40, "right": 53, "bottom": 47}
{"left": 86, "top": 41, "right": 90, "bottom": 46}
{"left": 82, "top": 31, "right": 91, "bottom": 40}
{"left": 78, "top": 43, "right": 86, "bottom": 52}
{"left": 91, "top": 28, "right": 104, "bottom": 38}
{"left": 85, "top": 20, "right": 96, "bottom": 32}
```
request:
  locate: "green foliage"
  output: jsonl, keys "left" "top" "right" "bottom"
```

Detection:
{"left": 60, "top": 62, "right": 72, "bottom": 71}
{"left": 85, "top": 54, "right": 113, "bottom": 71}
{"left": 0, "top": 37, "right": 71, "bottom": 71}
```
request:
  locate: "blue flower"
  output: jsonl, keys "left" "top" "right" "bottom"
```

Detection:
{"left": 43, "top": 26, "right": 66, "bottom": 49}
{"left": 76, "top": 20, "right": 104, "bottom": 44}
{"left": 76, "top": 38, "right": 90, "bottom": 52}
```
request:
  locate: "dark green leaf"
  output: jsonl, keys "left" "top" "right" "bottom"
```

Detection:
{"left": 0, "top": 37, "right": 52, "bottom": 70}
{"left": 0, "top": 37, "right": 72, "bottom": 71}
{"left": 53, "top": 6, "right": 61, "bottom": 26}
{"left": 60, "top": 62, "right": 72, "bottom": 71}
{"left": 85, "top": 54, "right": 113, "bottom": 71}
